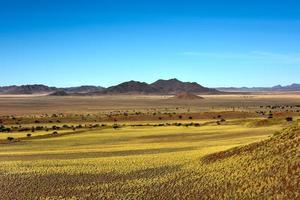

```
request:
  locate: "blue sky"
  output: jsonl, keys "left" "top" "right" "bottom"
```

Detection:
{"left": 1, "top": 0, "right": 300, "bottom": 87}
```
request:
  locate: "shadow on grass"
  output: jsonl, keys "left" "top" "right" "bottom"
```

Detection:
{"left": 0, "top": 146, "right": 196, "bottom": 161}
{"left": 0, "top": 164, "right": 182, "bottom": 199}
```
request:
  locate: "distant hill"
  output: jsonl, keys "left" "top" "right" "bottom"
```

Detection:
{"left": 218, "top": 83, "right": 300, "bottom": 92}
{"left": 151, "top": 78, "right": 219, "bottom": 94}
{"left": 101, "top": 79, "right": 219, "bottom": 94}
{"left": 0, "top": 84, "right": 56, "bottom": 94}
{"left": 0, "top": 85, "right": 104, "bottom": 95}
{"left": 103, "top": 81, "right": 158, "bottom": 94}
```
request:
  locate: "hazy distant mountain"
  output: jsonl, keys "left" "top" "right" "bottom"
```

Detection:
{"left": 0, "top": 85, "right": 104, "bottom": 95}
{"left": 218, "top": 83, "right": 300, "bottom": 92}
{"left": 217, "top": 87, "right": 267, "bottom": 92}
{"left": 151, "top": 78, "right": 219, "bottom": 94}
{"left": 271, "top": 84, "right": 300, "bottom": 91}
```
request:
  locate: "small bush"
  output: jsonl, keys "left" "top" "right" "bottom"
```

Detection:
{"left": 286, "top": 117, "right": 293, "bottom": 122}
{"left": 113, "top": 124, "right": 120, "bottom": 129}
{"left": 63, "top": 124, "right": 70, "bottom": 128}
{"left": 268, "top": 113, "right": 273, "bottom": 119}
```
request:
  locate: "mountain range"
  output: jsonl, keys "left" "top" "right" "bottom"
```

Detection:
{"left": 0, "top": 79, "right": 219, "bottom": 95}
{"left": 217, "top": 84, "right": 300, "bottom": 92}
{"left": 1, "top": 80, "right": 300, "bottom": 95}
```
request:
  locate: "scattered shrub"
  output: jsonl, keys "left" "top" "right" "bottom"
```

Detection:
{"left": 286, "top": 117, "right": 293, "bottom": 122}
{"left": 63, "top": 124, "right": 70, "bottom": 129}
{"left": 113, "top": 124, "right": 120, "bottom": 129}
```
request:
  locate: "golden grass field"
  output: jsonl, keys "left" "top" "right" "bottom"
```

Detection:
{"left": 0, "top": 94, "right": 299, "bottom": 199}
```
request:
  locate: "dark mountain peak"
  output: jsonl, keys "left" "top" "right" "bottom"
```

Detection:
{"left": 151, "top": 78, "right": 218, "bottom": 94}
{"left": 153, "top": 78, "right": 182, "bottom": 84}
{"left": 166, "top": 78, "right": 180, "bottom": 82}
{"left": 124, "top": 80, "right": 146, "bottom": 84}
{"left": 117, "top": 80, "right": 149, "bottom": 87}
{"left": 105, "top": 80, "right": 158, "bottom": 94}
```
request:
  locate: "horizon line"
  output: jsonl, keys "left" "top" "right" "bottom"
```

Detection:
{"left": 0, "top": 79, "right": 299, "bottom": 89}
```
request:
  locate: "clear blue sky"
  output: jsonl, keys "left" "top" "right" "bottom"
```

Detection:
{"left": 1, "top": 0, "right": 300, "bottom": 87}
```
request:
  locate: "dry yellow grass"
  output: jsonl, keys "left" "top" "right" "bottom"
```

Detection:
{"left": 0, "top": 119, "right": 288, "bottom": 199}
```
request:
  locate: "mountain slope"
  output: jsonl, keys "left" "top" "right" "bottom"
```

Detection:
{"left": 151, "top": 78, "right": 218, "bottom": 94}
{"left": 0, "top": 85, "right": 57, "bottom": 94}
{"left": 104, "top": 81, "right": 158, "bottom": 94}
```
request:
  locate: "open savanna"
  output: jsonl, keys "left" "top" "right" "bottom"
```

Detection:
{"left": 0, "top": 93, "right": 299, "bottom": 199}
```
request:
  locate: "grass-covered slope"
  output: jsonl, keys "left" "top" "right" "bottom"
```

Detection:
{"left": 194, "top": 126, "right": 300, "bottom": 199}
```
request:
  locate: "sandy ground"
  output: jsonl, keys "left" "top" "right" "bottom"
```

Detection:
{"left": 0, "top": 93, "right": 300, "bottom": 116}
